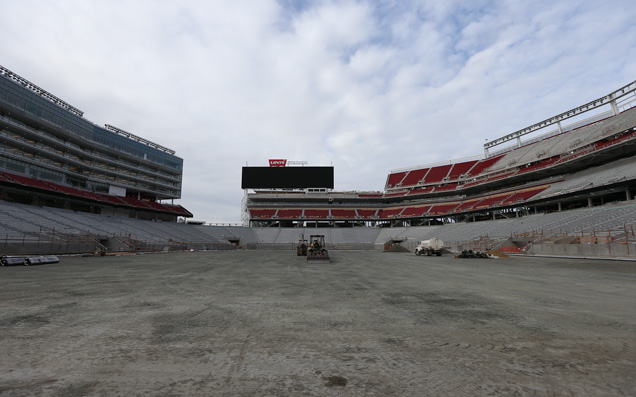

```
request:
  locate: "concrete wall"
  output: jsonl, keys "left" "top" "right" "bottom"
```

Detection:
{"left": 1, "top": 241, "right": 97, "bottom": 255}
{"left": 528, "top": 242, "right": 636, "bottom": 260}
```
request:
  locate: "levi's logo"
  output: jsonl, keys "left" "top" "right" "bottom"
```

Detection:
{"left": 269, "top": 159, "right": 287, "bottom": 167}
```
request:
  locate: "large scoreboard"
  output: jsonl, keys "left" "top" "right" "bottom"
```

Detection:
{"left": 241, "top": 165, "right": 334, "bottom": 189}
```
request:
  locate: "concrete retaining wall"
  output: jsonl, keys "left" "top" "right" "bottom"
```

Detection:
{"left": 1, "top": 241, "right": 97, "bottom": 255}
{"left": 528, "top": 242, "right": 636, "bottom": 260}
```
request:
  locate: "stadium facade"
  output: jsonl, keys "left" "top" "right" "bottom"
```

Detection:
{"left": 0, "top": 65, "right": 191, "bottom": 220}
{"left": 243, "top": 80, "right": 636, "bottom": 228}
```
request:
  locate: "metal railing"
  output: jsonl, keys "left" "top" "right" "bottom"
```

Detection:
{"left": 484, "top": 80, "right": 636, "bottom": 151}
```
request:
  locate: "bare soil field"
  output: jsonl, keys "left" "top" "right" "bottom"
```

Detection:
{"left": 1, "top": 250, "right": 635, "bottom": 396}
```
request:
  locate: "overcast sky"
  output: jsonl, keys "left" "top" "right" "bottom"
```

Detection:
{"left": 1, "top": 0, "right": 635, "bottom": 223}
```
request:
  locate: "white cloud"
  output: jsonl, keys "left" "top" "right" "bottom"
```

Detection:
{"left": 1, "top": 0, "right": 635, "bottom": 222}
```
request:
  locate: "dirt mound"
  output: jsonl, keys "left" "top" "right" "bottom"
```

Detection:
{"left": 385, "top": 244, "right": 411, "bottom": 253}
{"left": 485, "top": 249, "right": 509, "bottom": 258}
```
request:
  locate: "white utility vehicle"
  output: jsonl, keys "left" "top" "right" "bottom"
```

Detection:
{"left": 415, "top": 238, "right": 444, "bottom": 256}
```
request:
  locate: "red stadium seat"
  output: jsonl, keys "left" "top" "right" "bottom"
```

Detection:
{"left": 465, "top": 155, "right": 503, "bottom": 177}
{"left": 1, "top": 171, "right": 56, "bottom": 192}
{"left": 380, "top": 207, "right": 405, "bottom": 219}
{"left": 277, "top": 209, "right": 303, "bottom": 219}
{"left": 304, "top": 209, "right": 330, "bottom": 219}
{"left": 422, "top": 164, "right": 452, "bottom": 184}
{"left": 400, "top": 205, "right": 432, "bottom": 217}
{"left": 428, "top": 202, "right": 460, "bottom": 215}
{"left": 473, "top": 193, "right": 515, "bottom": 209}
{"left": 453, "top": 198, "right": 483, "bottom": 212}
{"left": 250, "top": 209, "right": 277, "bottom": 218}
{"left": 400, "top": 168, "right": 430, "bottom": 187}
{"left": 331, "top": 209, "right": 357, "bottom": 219}
{"left": 447, "top": 160, "right": 478, "bottom": 180}
{"left": 386, "top": 171, "right": 407, "bottom": 189}
{"left": 165, "top": 205, "right": 192, "bottom": 216}
{"left": 356, "top": 209, "right": 379, "bottom": 218}
{"left": 95, "top": 194, "right": 128, "bottom": 206}
{"left": 0, "top": 172, "right": 191, "bottom": 217}
{"left": 143, "top": 201, "right": 173, "bottom": 212}
{"left": 501, "top": 185, "right": 550, "bottom": 205}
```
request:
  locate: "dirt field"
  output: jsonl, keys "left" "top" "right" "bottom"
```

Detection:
{"left": 1, "top": 251, "right": 635, "bottom": 396}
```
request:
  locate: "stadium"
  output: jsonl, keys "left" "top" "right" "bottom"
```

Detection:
{"left": 1, "top": 66, "right": 636, "bottom": 395}
{"left": 3, "top": 65, "right": 635, "bottom": 258}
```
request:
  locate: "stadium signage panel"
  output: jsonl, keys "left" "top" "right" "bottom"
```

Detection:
{"left": 268, "top": 159, "right": 308, "bottom": 167}
{"left": 241, "top": 166, "right": 334, "bottom": 189}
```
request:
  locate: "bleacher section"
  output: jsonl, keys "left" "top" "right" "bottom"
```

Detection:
{"left": 0, "top": 170, "right": 191, "bottom": 217}
{"left": 488, "top": 109, "right": 635, "bottom": 173}
{"left": 0, "top": 200, "right": 229, "bottom": 247}
{"left": 223, "top": 226, "right": 259, "bottom": 244}
{"left": 380, "top": 107, "right": 636, "bottom": 198}
{"left": 534, "top": 156, "right": 636, "bottom": 200}
{"left": 247, "top": 182, "right": 553, "bottom": 221}
{"left": 383, "top": 156, "right": 503, "bottom": 195}
{"left": 5, "top": 197, "right": 636, "bottom": 255}
{"left": 241, "top": 201, "right": 636, "bottom": 247}
{"left": 248, "top": 134, "right": 636, "bottom": 223}
{"left": 251, "top": 228, "right": 282, "bottom": 244}
{"left": 246, "top": 202, "right": 636, "bottom": 247}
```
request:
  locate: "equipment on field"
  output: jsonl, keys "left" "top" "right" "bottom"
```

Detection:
{"left": 1, "top": 255, "right": 60, "bottom": 266}
{"left": 415, "top": 238, "right": 444, "bottom": 256}
{"left": 297, "top": 234, "right": 308, "bottom": 256}
{"left": 307, "top": 235, "right": 330, "bottom": 263}
{"left": 458, "top": 249, "right": 492, "bottom": 258}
